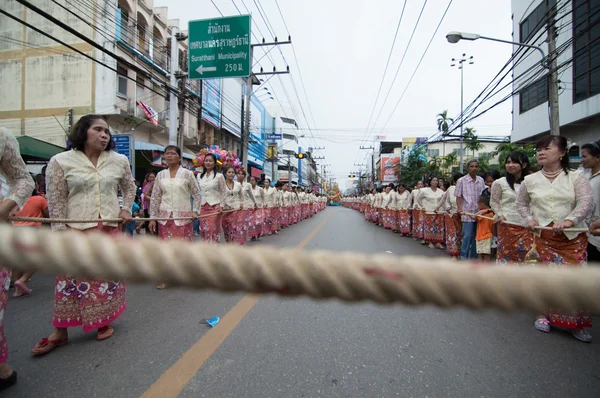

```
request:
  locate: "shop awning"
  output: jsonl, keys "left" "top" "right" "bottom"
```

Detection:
{"left": 17, "top": 136, "right": 65, "bottom": 160}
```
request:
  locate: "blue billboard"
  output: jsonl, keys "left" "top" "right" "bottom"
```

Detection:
{"left": 248, "top": 94, "right": 267, "bottom": 168}
{"left": 202, "top": 79, "right": 221, "bottom": 128}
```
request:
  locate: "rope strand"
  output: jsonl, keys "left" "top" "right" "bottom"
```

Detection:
{"left": 0, "top": 224, "right": 598, "bottom": 313}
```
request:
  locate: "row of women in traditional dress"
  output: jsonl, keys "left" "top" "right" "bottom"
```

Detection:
{"left": 343, "top": 135, "right": 600, "bottom": 343}
{"left": 0, "top": 113, "right": 327, "bottom": 391}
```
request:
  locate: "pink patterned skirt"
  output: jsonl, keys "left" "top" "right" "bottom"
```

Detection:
{"left": 222, "top": 209, "right": 247, "bottom": 244}
{"left": 53, "top": 224, "right": 126, "bottom": 332}
{"left": 249, "top": 208, "right": 265, "bottom": 238}
{"left": 200, "top": 203, "right": 222, "bottom": 243}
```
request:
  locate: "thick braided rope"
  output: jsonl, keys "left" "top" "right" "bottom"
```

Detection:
{"left": 0, "top": 224, "right": 598, "bottom": 312}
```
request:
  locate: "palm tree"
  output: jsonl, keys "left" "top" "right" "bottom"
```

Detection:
{"left": 437, "top": 110, "right": 454, "bottom": 158}
{"left": 442, "top": 152, "right": 458, "bottom": 171}
{"left": 464, "top": 127, "right": 484, "bottom": 158}
{"left": 437, "top": 110, "right": 454, "bottom": 136}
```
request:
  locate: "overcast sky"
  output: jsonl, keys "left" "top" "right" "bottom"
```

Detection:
{"left": 157, "top": 0, "right": 513, "bottom": 188}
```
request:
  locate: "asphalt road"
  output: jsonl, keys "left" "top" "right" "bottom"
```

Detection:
{"left": 4, "top": 207, "right": 599, "bottom": 397}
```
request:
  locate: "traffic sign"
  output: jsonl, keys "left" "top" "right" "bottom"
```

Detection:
{"left": 266, "top": 133, "right": 283, "bottom": 140}
{"left": 188, "top": 15, "right": 252, "bottom": 80}
{"left": 112, "top": 135, "right": 132, "bottom": 163}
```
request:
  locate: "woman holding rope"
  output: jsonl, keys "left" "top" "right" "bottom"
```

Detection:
{"left": 0, "top": 127, "right": 35, "bottom": 390}
{"left": 436, "top": 174, "right": 462, "bottom": 259}
{"left": 249, "top": 176, "right": 265, "bottom": 240}
{"left": 32, "top": 115, "right": 135, "bottom": 355}
{"left": 237, "top": 169, "right": 256, "bottom": 244}
{"left": 149, "top": 145, "right": 201, "bottom": 290}
{"left": 222, "top": 167, "right": 245, "bottom": 244}
{"left": 490, "top": 151, "right": 532, "bottom": 264}
{"left": 411, "top": 181, "right": 424, "bottom": 242}
{"left": 516, "top": 136, "right": 593, "bottom": 343}
{"left": 263, "top": 179, "right": 277, "bottom": 235}
{"left": 197, "top": 153, "right": 225, "bottom": 243}
{"left": 417, "top": 176, "right": 445, "bottom": 250}
{"left": 395, "top": 184, "right": 411, "bottom": 236}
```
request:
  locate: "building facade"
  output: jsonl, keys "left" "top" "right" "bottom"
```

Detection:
{"left": 511, "top": 0, "right": 600, "bottom": 150}
{"left": 0, "top": 0, "right": 276, "bottom": 182}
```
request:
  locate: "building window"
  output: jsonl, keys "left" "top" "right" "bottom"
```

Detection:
{"left": 117, "top": 64, "right": 128, "bottom": 97}
{"left": 573, "top": 0, "right": 600, "bottom": 103}
{"left": 519, "top": 0, "right": 557, "bottom": 43}
{"left": 452, "top": 148, "right": 464, "bottom": 156}
{"left": 427, "top": 149, "right": 439, "bottom": 157}
{"left": 519, "top": 76, "right": 549, "bottom": 113}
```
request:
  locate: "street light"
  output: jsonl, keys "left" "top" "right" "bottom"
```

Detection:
{"left": 450, "top": 53, "right": 474, "bottom": 173}
{"left": 445, "top": 31, "right": 548, "bottom": 69}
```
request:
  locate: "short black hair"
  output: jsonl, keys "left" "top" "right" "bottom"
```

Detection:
{"left": 68, "top": 114, "right": 115, "bottom": 151}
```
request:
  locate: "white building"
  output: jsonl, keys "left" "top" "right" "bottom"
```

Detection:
{"left": 512, "top": 0, "right": 600, "bottom": 151}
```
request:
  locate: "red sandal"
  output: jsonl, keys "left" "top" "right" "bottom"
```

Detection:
{"left": 31, "top": 337, "right": 68, "bottom": 356}
{"left": 96, "top": 325, "right": 114, "bottom": 341}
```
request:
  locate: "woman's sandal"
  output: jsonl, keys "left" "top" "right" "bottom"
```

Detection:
{"left": 96, "top": 325, "right": 114, "bottom": 341}
{"left": 31, "top": 337, "right": 68, "bottom": 356}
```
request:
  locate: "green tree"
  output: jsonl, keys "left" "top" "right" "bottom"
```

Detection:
{"left": 437, "top": 110, "right": 454, "bottom": 136}
{"left": 442, "top": 152, "right": 458, "bottom": 172}
{"left": 398, "top": 148, "right": 436, "bottom": 188}
{"left": 464, "top": 127, "right": 484, "bottom": 158}
{"left": 492, "top": 138, "right": 537, "bottom": 167}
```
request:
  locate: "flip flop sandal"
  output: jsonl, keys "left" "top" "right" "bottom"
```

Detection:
{"left": 96, "top": 326, "right": 114, "bottom": 341}
{"left": 31, "top": 337, "right": 68, "bottom": 356}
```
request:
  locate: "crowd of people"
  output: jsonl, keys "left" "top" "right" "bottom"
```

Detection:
{"left": 343, "top": 135, "right": 600, "bottom": 343}
{"left": 0, "top": 114, "right": 326, "bottom": 391}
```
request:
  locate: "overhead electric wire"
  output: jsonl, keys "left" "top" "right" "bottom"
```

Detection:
{"left": 376, "top": 0, "right": 454, "bottom": 135}
{"left": 355, "top": 0, "right": 408, "bottom": 164}
{"left": 366, "top": 0, "right": 429, "bottom": 139}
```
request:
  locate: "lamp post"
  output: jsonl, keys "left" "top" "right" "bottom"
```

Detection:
{"left": 445, "top": 31, "right": 558, "bottom": 136}
{"left": 451, "top": 54, "right": 474, "bottom": 173}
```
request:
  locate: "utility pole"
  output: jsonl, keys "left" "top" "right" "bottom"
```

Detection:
{"left": 360, "top": 146, "right": 375, "bottom": 187}
{"left": 241, "top": 38, "right": 292, "bottom": 171}
{"left": 547, "top": 6, "right": 560, "bottom": 136}
{"left": 177, "top": 77, "right": 186, "bottom": 153}
{"left": 168, "top": 27, "right": 180, "bottom": 146}
{"left": 451, "top": 54, "right": 474, "bottom": 173}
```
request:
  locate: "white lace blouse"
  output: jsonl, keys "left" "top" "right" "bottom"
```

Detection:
{"left": 252, "top": 185, "right": 266, "bottom": 207}
{"left": 0, "top": 128, "right": 35, "bottom": 209}
{"left": 516, "top": 170, "right": 593, "bottom": 240}
{"left": 197, "top": 171, "right": 225, "bottom": 207}
{"left": 47, "top": 149, "right": 136, "bottom": 231}
{"left": 416, "top": 187, "right": 444, "bottom": 212}
{"left": 223, "top": 181, "right": 243, "bottom": 210}
{"left": 149, "top": 167, "right": 201, "bottom": 226}
{"left": 490, "top": 177, "right": 521, "bottom": 224}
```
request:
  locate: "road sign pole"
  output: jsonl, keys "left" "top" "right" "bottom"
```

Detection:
{"left": 241, "top": 47, "right": 253, "bottom": 171}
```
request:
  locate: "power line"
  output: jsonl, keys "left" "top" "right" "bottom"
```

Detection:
{"left": 359, "top": 0, "right": 408, "bottom": 152}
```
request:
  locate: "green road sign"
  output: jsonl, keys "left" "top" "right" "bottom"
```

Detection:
{"left": 188, "top": 15, "right": 251, "bottom": 80}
